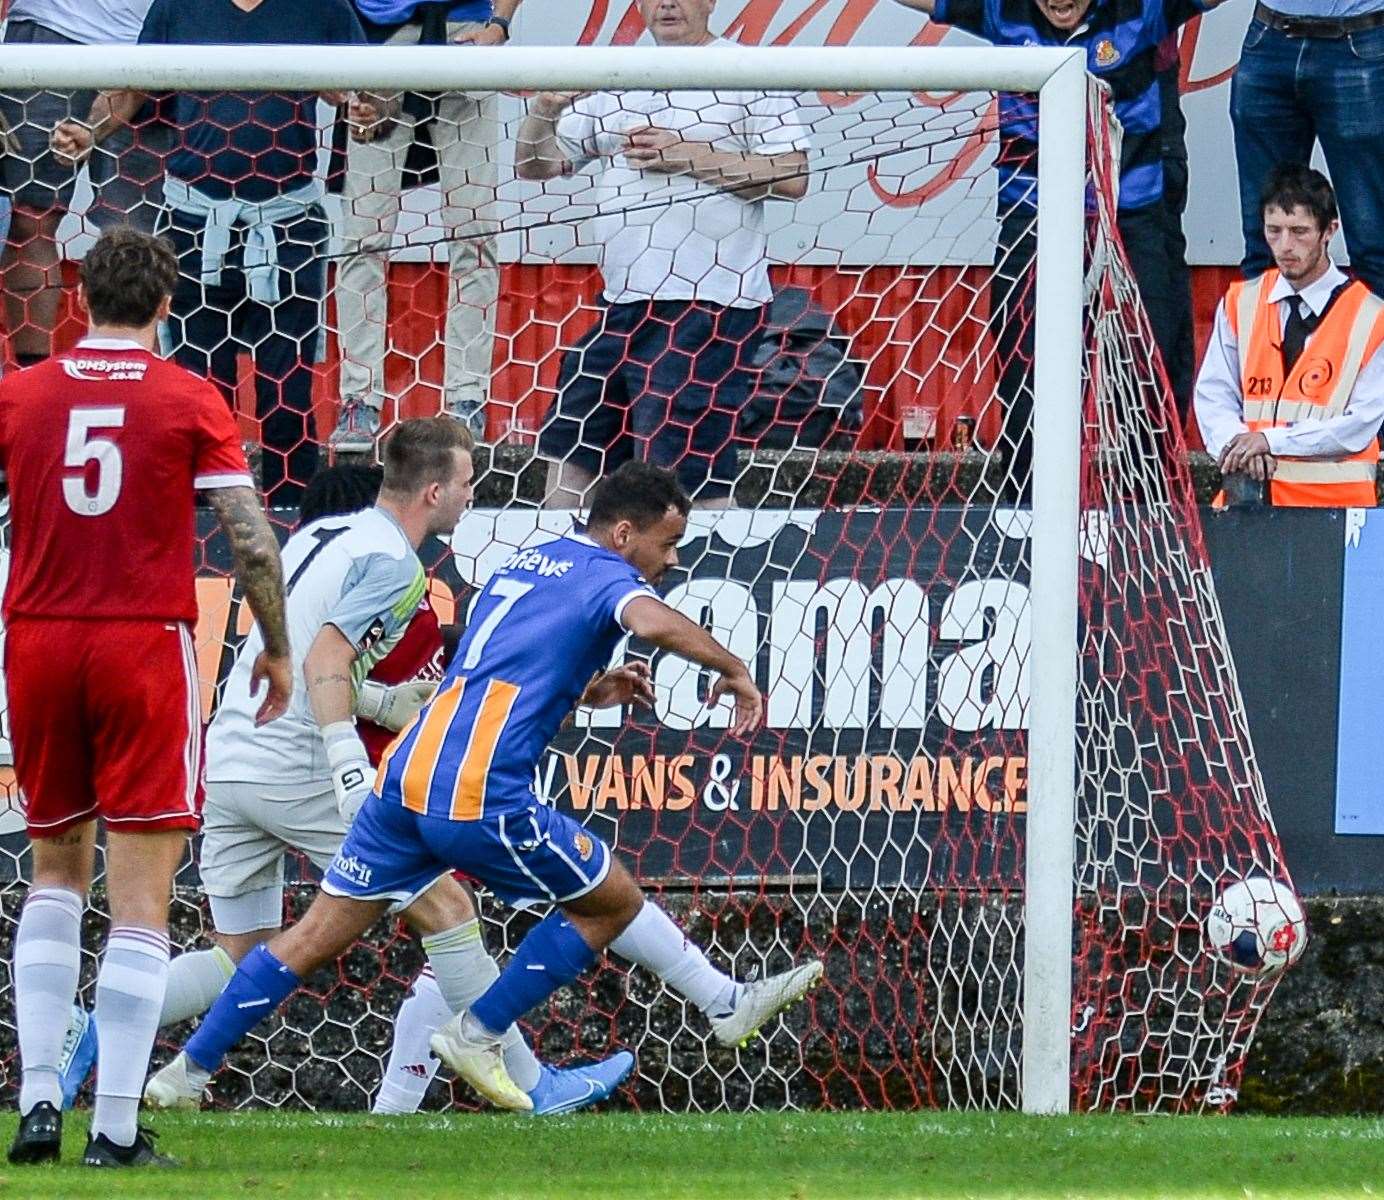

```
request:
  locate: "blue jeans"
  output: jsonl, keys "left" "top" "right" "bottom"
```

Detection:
{"left": 1231, "top": 19, "right": 1384, "bottom": 293}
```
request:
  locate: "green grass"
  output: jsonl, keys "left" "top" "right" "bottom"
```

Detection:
{"left": 0, "top": 1111, "right": 1380, "bottom": 1199}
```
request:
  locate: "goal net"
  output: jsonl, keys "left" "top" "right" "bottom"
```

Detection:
{"left": 0, "top": 43, "right": 1297, "bottom": 1114}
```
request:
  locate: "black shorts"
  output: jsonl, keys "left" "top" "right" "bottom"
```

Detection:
{"left": 537, "top": 299, "right": 765, "bottom": 500}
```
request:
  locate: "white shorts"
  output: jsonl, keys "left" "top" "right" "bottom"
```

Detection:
{"left": 198, "top": 780, "right": 448, "bottom": 934}
{"left": 199, "top": 780, "right": 344, "bottom": 900}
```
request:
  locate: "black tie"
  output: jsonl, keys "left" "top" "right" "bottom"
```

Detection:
{"left": 1282, "top": 295, "right": 1317, "bottom": 374}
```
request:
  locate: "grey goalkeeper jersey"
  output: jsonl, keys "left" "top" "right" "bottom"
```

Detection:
{"left": 205, "top": 505, "right": 425, "bottom": 787}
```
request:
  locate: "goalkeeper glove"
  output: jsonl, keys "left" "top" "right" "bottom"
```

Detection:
{"left": 323, "top": 721, "right": 373, "bottom": 826}
{"left": 355, "top": 678, "right": 436, "bottom": 732}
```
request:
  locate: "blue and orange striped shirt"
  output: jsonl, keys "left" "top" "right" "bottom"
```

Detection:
{"left": 375, "top": 534, "right": 654, "bottom": 821}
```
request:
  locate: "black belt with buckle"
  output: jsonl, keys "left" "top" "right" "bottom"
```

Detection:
{"left": 1254, "top": 2, "right": 1384, "bottom": 38}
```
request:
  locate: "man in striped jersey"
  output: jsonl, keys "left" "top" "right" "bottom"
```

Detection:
{"left": 142, "top": 425, "right": 632, "bottom": 1115}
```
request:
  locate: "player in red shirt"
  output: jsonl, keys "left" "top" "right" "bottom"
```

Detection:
{"left": 3, "top": 229, "right": 292, "bottom": 1169}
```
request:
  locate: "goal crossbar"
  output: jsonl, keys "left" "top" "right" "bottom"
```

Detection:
{"left": 0, "top": 43, "right": 1084, "bottom": 94}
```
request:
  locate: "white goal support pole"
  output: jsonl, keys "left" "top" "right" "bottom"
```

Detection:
{"left": 0, "top": 42, "right": 1092, "bottom": 1114}
{"left": 1024, "top": 50, "right": 1088, "bottom": 1116}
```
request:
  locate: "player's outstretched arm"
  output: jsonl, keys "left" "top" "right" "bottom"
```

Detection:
{"left": 207, "top": 485, "right": 292, "bottom": 725}
{"left": 621, "top": 596, "right": 763, "bottom": 736}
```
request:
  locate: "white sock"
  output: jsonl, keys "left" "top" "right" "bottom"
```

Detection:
{"left": 159, "top": 945, "right": 235, "bottom": 1027}
{"left": 373, "top": 969, "right": 450, "bottom": 1114}
{"left": 609, "top": 901, "right": 738, "bottom": 1018}
{"left": 92, "top": 927, "right": 171, "bottom": 1147}
{"left": 14, "top": 887, "right": 83, "bottom": 1115}
{"left": 420, "top": 922, "right": 542, "bottom": 1094}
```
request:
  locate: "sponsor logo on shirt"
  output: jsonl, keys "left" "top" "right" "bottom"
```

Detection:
{"left": 358, "top": 616, "right": 388, "bottom": 654}
{"left": 61, "top": 357, "right": 150, "bottom": 383}
{"left": 501, "top": 547, "right": 574, "bottom": 578}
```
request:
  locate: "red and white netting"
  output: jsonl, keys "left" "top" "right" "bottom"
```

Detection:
{"left": 0, "top": 64, "right": 1293, "bottom": 1113}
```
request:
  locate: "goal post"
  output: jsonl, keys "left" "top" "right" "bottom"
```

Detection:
{"left": 0, "top": 42, "right": 1294, "bottom": 1117}
{"left": 1025, "top": 49, "right": 1087, "bottom": 1117}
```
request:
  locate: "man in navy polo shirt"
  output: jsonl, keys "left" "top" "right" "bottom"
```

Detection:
{"left": 895, "top": 0, "right": 1226, "bottom": 498}
{"left": 54, "top": 0, "right": 368, "bottom": 505}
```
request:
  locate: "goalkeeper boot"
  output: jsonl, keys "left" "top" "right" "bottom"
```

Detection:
{"left": 58, "top": 1004, "right": 98, "bottom": 1110}
{"left": 430, "top": 1014, "right": 533, "bottom": 1113}
{"left": 710, "top": 960, "right": 824, "bottom": 1048}
{"left": 329, "top": 397, "right": 382, "bottom": 456}
{"left": 83, "top": 1127, "right": 177, "bottom": 1169}
{"left": 527, "top": 1050, "right": 635, "bottom": 1117}
{"left": 7, "top": 1101, "right": 62, "bottom": 1165}
{"left": 142, "top": 1052, "right": 208, "bottom": 1111}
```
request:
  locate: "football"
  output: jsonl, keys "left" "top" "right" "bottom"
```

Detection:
{"left": 1206, "top": 877, "right": 1308, "bottom": 976}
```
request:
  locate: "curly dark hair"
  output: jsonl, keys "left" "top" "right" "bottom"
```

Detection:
{"left": 79, "top": 227, "right": 179, "bottom": 327}
{"left": 586, "top": 461, "right": 691, "bottom": 530}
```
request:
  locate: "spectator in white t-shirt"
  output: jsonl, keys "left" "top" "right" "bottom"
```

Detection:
{"left": 517, "top": 0, "right": 810, "bottom": 509}
{"left": 0, "top": 0, "right": 170, "bottom": 370}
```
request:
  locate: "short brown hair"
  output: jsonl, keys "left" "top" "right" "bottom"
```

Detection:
{"left": 381, "top": 417, "right": 474, "bottom": 494}
{"left": 79, "top": 227, "right": 179, "bottom": 327}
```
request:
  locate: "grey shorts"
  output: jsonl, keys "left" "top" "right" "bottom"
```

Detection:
{"left": 198, "top": 780, "right": 345, "bottom": 899}
{"left": 0, "top": 19, "right": 171, "bottom": 227}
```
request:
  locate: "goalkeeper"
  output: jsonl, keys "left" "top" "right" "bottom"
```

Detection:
{"left": 139, "top": 425, "right": 632, "bottom": 1115}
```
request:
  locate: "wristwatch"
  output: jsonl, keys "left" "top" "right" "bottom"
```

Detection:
{"left": 486, "top": 14, "right": 511, "bottom": 38}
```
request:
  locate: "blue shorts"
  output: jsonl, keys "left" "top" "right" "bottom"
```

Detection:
{"left": 321, "top": 793, "right": 612, "bottom": 909}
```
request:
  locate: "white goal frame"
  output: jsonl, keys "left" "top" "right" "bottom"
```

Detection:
{"left": 0, "top": 43, "right": 1089, "bottom": 1115}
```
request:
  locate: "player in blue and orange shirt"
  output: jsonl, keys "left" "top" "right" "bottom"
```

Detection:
{"left": 158, "top": 462, "right": 823, "bottom": 1112}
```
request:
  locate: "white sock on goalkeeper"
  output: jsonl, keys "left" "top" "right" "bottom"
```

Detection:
{"left": 609, "top": 900, "right": 738, "bottom": 1019}
{"left": 392, "top": 922, "right": 540, "bottom": 1106}
{"left": 159, "top": 945, "right": 237, "bottom": 1027}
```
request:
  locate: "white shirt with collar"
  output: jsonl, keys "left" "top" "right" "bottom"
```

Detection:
{"left": 1194, "top": 262, "right": 1384, "bottom": 460}
{"left": 554, "top": 43, "right": 811, "bottom": 309}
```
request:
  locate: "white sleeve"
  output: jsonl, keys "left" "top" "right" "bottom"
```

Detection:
{"left": 1192, "top": 301, "right": 1249, "bottom": 460}
{"left": 555, "top": 101, "right": 600, "bottom": 171}
{"left": 738, "top": 91, "right": 812, "bottom": 156}
{"left": 1263, "top": 341, "right": 1384, "bottom": 458}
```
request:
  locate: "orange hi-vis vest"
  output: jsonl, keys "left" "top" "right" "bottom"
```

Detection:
{"left": 1224, "top": 270, "right": 1384, "bottom": 507}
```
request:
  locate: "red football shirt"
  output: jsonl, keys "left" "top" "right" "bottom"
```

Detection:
{"left": 359, "top": 595, "right": 445, "bottom": 765}
{"left": 0, "top": 339, "right": 252, "bottom": 624}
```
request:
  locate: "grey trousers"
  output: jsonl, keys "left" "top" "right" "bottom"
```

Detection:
{"left": 334, "top": 20, "right": 499, "bottom": 413}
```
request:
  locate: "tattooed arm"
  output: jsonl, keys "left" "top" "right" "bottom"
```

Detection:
{"left": 206, "top": 485, "right": 292, "bottom": 725}
{"left": 303, "top": 624, "right": 358, "bottom": 730}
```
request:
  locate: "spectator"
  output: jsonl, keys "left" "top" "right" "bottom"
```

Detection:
{"left": 53, "top": 0, "right": 368, "bottom": 506}
{"left": 1194, "top": 166, "right": 1384, "bottom": 508}
{"left": 0, "top": 0, "right": 170, "bottom": 371}
{"left": 895, "top": 0, "right": 1226, "bottom": 497}
{"left": 1156, "top": 32, "right": 1195, "bottom": 418}
{"left": 330, "top": 0, "right": 522, "bottom": 454}
{"left": 1231, "top": 2, "right": 1384, "bottom": 298}
{"left": 516, "top": 0, "right": 810, "bottom": 510}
